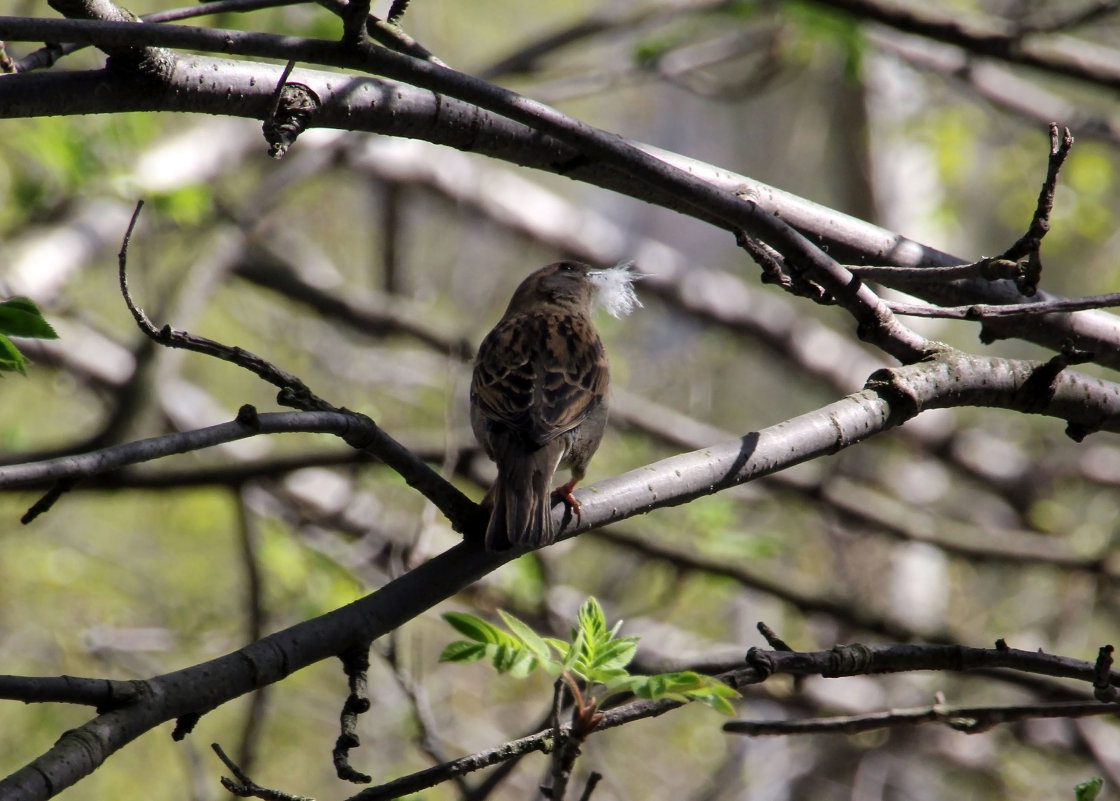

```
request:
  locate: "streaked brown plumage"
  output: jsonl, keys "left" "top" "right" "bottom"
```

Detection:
{"left": 471, "top": 261, "right": 609, "bottom": 551}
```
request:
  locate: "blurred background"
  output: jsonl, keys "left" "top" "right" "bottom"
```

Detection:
{"left": 2, "top": 0, "right": 1120, "bottom": 798}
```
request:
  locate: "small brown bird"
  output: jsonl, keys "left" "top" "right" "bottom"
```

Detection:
{"left": 471, "top": 261, "right": 611, "bottom": 551}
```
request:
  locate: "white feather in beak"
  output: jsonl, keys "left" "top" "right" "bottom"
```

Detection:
{"left": 589, "top": 262, "right": 645, "bottom": 319}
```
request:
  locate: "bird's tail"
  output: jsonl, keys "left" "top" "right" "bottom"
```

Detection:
{"left": 485, "top": 450, "right": 557, "bottom": 551}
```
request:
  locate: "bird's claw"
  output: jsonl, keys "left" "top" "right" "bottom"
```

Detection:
{"left": 551, "top": 482, "right": 582, "bottom": 526}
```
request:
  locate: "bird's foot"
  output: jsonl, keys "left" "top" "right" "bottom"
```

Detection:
{"left": 551, "top": 480, "right": 582, "bottom": 526}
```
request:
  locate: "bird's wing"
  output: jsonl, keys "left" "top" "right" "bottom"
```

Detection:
{"left": 471, "top": 310, "right": 608, "bottom": 447}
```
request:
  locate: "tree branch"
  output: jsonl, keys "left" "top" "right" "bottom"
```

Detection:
{"left": 0, "top": 410, "right": 354, "bottom": 489}
{"left": 0, "top": 15, "right": 934, "bottom": 363}
{"left": 116, "top": 202, "right": 479, "bottom": 530}
{"left": 3, "top": 52, "right": 1115, "bottom": 368}
{"left": 0, "top": 675, "right": 140, "bottom": 707}
{"left": 2, "top": 348, "right": 1118, "bottom": 797}
{"left": 0, "top": 538, "right": 510, "bottom": 801}
{"left": 813, "top": 0, "right": 1120, "bottom": 91}
{"left": 742, "top": 641, "right": 1119, "bottom": 689}
{"left": 337, "top": 634, "right": 1120, "bottom": 800}
{"left": 726, "top": 699, "right": 1120, "bottom": 736}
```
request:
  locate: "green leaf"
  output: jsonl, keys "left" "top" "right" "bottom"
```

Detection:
{"left": 585, "top": 667, "right": 629, "bottom": 685}
{"left": 1075, "top": 778, "right": 1104, "bottom": 801}
{"left": 648, "top": 672, "right": 707, "bottom": 695}
{"left": 587, "top": 637, "right": 639, "bottom": 674}
{"left": 483, "top": 643, "right": 539, "bottom": 678}
{"left": 0, "top": 335, "right": 27, "bottom": 375}
{"left": 540, "top": 637, "right": 574, "bottom": 675}
{"left": 443, "top": 612, "right": 510, "bottom": 645}
{"left": 605, "top": 671, "right": 739, "bottom": 714}
{"left": 0, "top": 297, "right": 58, "bottom": 340}
{"left": 439, "top": 641, "right": 488, "bottom": 663}
{"left": 562, "top": 629, "right": 585, "bottom": 673}
{"left": 603, "top": 674, "right": 648, "bottom": 694}
{"left": 442, "top": 612, "right": 544, "bottom": 678}
{"left": 688, "top": 688, "right": 738, "bottom": 716}
{"left": 578, "top": 597, "right": 608, "bottom": 641}
{"left": 542, "top": 637, "right": 571, "bottom": 659}
{"left": 569, "top": 597, "right": 623, "bottom": 677}
{"left": 498, "top": 609, "right": 552, "bottom": 661}
{"left": 442, "top": 598, "right": 739, "bottom": 718}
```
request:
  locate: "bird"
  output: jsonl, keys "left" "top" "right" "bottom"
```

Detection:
{"left": 471, "top": 261, "right": 611, "bottom": 551}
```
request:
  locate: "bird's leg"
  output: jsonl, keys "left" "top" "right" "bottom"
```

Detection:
{"left": 551, "top": 478, "right": 582, "bottom": 525}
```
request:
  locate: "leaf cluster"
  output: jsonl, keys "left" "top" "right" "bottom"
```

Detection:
{"left": 0, "top": 298, "right": 58, "bottom": 375}
{"left": 441, "top": 597, "right": 737, "bottom": 715}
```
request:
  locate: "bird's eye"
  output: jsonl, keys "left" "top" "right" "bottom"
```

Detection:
{"left": 558, "top": 262, "right": 576, "bottom": 272}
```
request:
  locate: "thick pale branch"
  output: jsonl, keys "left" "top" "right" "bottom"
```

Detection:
{"left": 2, "top": 54, "right": 1115, "bottom": 365}
{"left": 0, "top": 16, "right": 931, "bottom": 362}
{"left": 4, "top": 352, "right": 1118, "bottom": 536}
{"left": 2, "top": 350, "right": 1119, "bottom": 798}
{"left": 567, "top": 354, "right": 1120, "bottom": 540}
{"left": 3, "top": 14, "right": 1120, "bottom": 797}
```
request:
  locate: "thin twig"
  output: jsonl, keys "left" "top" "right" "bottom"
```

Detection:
{"left": 546, "top": 677, "right": 568, "bottom": 799}
{"left": 118, "top": 201, "right": 333, "bottom": 410}
{"left": 117, "top": 201, "right": 480, "bottom": 531}
{"left": 334, "top": 646, "right": 374, "bottom": 784}
{"left": 347, "top": 636, "right": 1120, "bottom": 800}
{"left": 725, "top": 699, "right": 1120, "bottom": 736}
{"left": 999, "top": 123, "right": 1074, "bottom": 295}
{"left": 266, "top": 58, "right": 297, "bottom": 120}
{"left": 848, "top": 258, "right": 1023, "bottom": 284}
{"left": 0, "top": 412, "right": 356, "bottom": 489}
{"left": 743, "top": 642, "right": 1120, "bottom": 689}
{"left": 212, "top": 743, "right": 315, "bottom": 801}
{"left": 737, "top": 230, "right": 830, "bottom": 303}
{"left": 311, "top": 0, "right": 439, "bottom": 61}
{"left": 755, "top": 622, "right": 794, "bottom": 653}
{"left": 1094, "top": 645, "right": 1118, "bottom": 703}
{"left": 342, "top": 0, "right": 372, "bottom": 44}
{"left": 577, "top": 772, "right": 603, "bottom": 801}
{"left": 884, "top": 291, "right": 1120, "bottom": 320}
